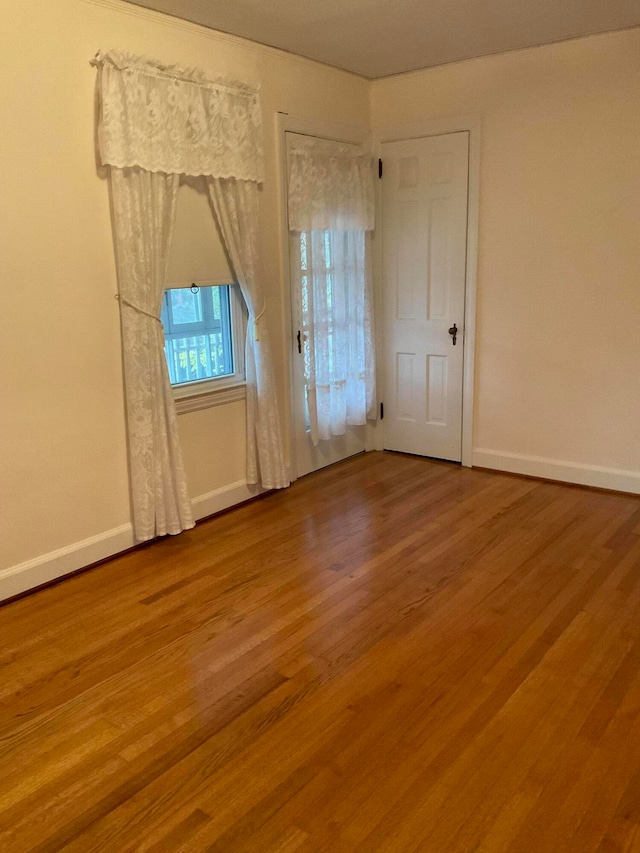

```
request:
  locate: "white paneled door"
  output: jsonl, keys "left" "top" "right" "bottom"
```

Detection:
{"left": 381, "top": 132, "right": 469, "bottom": 461}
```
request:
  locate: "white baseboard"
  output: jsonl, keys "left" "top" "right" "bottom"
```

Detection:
{"left": 0, "top": 480, "right": 266, "bottom": 603}
{"left": 192, "top": 480, "right": 266, "bottom": 520}
{"left": 0, "top": 524, "right": 136, "bottom": 603}
{"left": 472, "top": 448, "right": 640, "bottom": 495}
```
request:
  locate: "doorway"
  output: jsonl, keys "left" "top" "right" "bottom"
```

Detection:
{"left": 286, "top": 130, "right": 368, "bottom": 478}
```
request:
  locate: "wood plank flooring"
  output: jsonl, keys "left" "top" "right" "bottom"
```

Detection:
{"left": 2, "top": 451, "right": 640, "bottom": 851}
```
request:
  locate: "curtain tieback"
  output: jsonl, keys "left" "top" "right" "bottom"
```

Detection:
{"left": 116, "top": 294, "right": 161, "bottom": 323}
{"left": 253, "top": 305, "right": 266, "bottom": 341}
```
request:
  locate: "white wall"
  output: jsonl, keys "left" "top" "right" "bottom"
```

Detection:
{"left": 371, "top": 28, "right": 640, "bottom": 491}
{"left": 0, "top": 0, "right": 369, "bottom": 597}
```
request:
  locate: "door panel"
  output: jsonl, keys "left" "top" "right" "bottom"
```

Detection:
{"left": 381, "top": 132, "right": 469, "bottom": 461}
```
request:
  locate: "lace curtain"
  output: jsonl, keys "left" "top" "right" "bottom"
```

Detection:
{"left": 287, "top": 136, "right": 375, "bottom": 231}
{"left": 206, "top": 177, "right": 288, "bottom": 487}
{"left": 296, "top": 230, "right": 376, "bottom": 444}
{"left": 93, "top": 51, "right": 288, "bottom": 541}
{"left": 92, "top": 51, "right": 264, "bottom": 181}
{"left": 110, "top": 168, "right": 194, "bottom": 540}
{"left": 287, "top": 135, "right": 376, "bottom": 445}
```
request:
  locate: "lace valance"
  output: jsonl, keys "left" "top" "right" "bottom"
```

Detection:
{"left": 287, "top": 136, "right": 374, "bottom": 232}
{"left": 91, "top": 50, "right": 264, "bottom": 182}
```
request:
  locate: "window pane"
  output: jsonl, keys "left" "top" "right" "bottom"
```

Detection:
{"left": 211, "top": 286, "right": 221, "bottom": 319}
{"left": 170, "top": 289, "right": 202, "bottom": 324}
{"left": 300, "top": 274, "right": 309, "bottom": 317}
{"left": 162, "top": 285, "right": 234, "bottom": 385}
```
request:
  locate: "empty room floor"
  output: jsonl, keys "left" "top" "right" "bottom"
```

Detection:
{"left": 2, "top": 451, "right": 640, "bottom": 851}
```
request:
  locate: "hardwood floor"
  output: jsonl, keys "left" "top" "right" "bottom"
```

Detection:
{"left": 2, "top": 451, "right": 640, "bottom": 852}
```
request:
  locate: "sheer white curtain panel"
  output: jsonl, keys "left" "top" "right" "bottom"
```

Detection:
{"left": 287, "top": 135, "right": 376, "bottom": 445}
{"left": 298, "top": 229, "right": 375, "bottom": 444}
{"left": 206, "top": 177, "right": 288, "bottom": 488}
{"left": 287, "top": 136, "right": 375, "bottom": 232}
{"left": 109, "top": 167, "right": 194, "bottom": 540}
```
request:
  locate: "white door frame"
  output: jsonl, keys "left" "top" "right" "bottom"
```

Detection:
{"left": 275, "top": 113, "right": 374, "bottom": 480}
{"left": 372, "top": 115, "right": 481, "bottom": 467}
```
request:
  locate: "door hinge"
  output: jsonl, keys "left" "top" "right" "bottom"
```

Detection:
{"left": 380, "top": 402, "right": 384, "bottom": 420}
{"left": 378, "top": 159, "right": 383, "bottom": 179}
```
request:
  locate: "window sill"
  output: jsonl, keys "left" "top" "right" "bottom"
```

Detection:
{"left": 174, "top": 381, "right": 246, "bottom": 415}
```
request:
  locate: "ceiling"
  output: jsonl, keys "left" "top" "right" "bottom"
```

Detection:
{"left": 122, "top": 0, "right": 640, "bottom": 79}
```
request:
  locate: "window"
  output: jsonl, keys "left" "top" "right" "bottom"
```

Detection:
{"left": 292, "top": 228, "right": 370, "bottom": 439}
{"left": 161, "top": 284, "right": 233, "bottom": 384}
{"left": 161, "top": 282, "right": 246, "bottom": 411}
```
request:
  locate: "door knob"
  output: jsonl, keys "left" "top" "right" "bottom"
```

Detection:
{"left": 448, "top": 323, "right": 458, "bottom": 346}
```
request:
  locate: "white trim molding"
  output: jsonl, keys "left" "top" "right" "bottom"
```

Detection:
{"left": 472, "top": 448, "right": 640, "bottom": 495}
{"left": 192, "top": 479, "right": 266, "bottom": 519}
{"left": 0, "top": 524, "right": 136, "bottom": 603}
{"left": 0, "top": 479, "right": 267, "bottom": 603}
{"left": 175, "top": 383, "right": 246, "bottom": 415}
{"left": 371, "top": 114, "right": 481, "bottom": 467}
